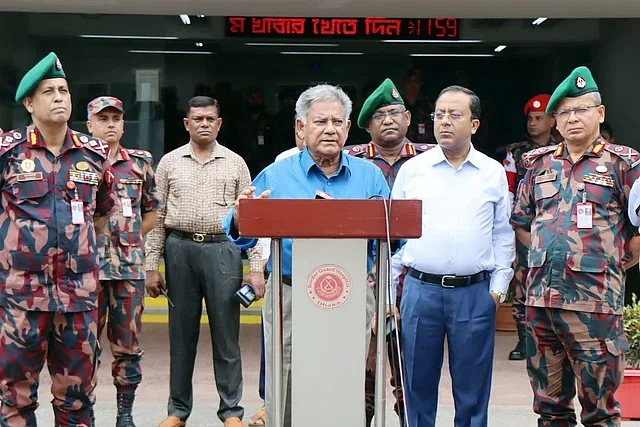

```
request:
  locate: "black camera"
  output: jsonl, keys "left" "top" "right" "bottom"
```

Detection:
{"left": 235, "top": 284, "right": 256, "bottom": 308}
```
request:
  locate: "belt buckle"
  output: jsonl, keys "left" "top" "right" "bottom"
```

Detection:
{"left": 441, "top": 275, "right": 456, "bottom": 288}
{"left": 193, "top": 233, "right": 205, "bottom": 243}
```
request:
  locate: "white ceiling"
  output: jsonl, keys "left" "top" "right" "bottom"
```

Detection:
{"left": 1, "top": 0, "right": 640, "bottom": 18}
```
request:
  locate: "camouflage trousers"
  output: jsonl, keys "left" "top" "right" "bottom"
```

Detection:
{"left": 525, "top": 306, "right": 628, "bottom": 427}
{"left": 510, "top": 264, "right": 528, "bottom": 327}
{"left": 0, "top": 303, "right": 98, "bottom": 426}
{"left": 364, "top": 326, "right": 404, "bottom": 424}
{"left": 96, "top": 280, "right": 145, "bottom": 391}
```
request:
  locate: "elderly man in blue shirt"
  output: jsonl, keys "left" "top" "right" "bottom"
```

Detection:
{"left": 223, "top": 84, "right": 389, "bottom": 427}
{"left": 391, "top": 85, "right": 515, "bottom": 427}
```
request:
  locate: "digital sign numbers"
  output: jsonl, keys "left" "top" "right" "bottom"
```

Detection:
{"left": 226, "top": 17, "right": 459, "bottom": 40}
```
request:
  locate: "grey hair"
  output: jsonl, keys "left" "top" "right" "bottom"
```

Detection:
{"left": 589, "top": 91, "right": 602, "bottom": 105}
{"left": 295, "top": 84, "right": 353, "bottom": 124}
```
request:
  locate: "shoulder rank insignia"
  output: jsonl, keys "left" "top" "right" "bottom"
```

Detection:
{"left": 346, "top": 144, "right": 367, "bottom": 156}
{"left": 126, "top": 149, "right": 154, "bottom": 164}
{"left": 0, "top": 128, "right": 27, "bottom": 157}
{"left": 604, "top": 143, "right": 640, "bottom": 168}
{"left": 521, "top": 144, "right": 558, "bottom": 170}
{"left": 75, "top": 132, "right": 108, "bottom": 158}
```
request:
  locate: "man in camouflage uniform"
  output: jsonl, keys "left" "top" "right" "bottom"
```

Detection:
{"left": 346, "top": 78, "right": 435, "bottom": 427}
{"left": 502, "top": 94, "right": 556, "bottom": 361}
{"left": 86, "top": 96, "right": 159, "bottom": 427}
{"left": 511, "top": 66, "right": 640, "bottom": 427}
{"left": 401, "top": 69, "right": 435, "bottom": 145}
{"left": 0, "top": 52, "right": 114, "bottom": 426}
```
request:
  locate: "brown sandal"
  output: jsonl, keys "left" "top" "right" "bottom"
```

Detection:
{"left": 248, "top": 406, "right": 266, "bottom": 426}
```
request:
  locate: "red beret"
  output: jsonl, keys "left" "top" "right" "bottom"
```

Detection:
{"left": 524, "top": 94, "right": 551, "bottom": 116}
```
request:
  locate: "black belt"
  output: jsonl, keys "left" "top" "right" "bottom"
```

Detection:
{"left": 168, "top": 229, "right": 228, "bottom": 243}
{"left": 407, "top": 267, "right": 490, "bottom": 288}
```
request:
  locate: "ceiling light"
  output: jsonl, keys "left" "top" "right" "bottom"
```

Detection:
{"left": 409, "top": 53, "right": 494, "bottom": 57}
{"left": 532, "top": 17, "right": 548, "bottom": 25}
{"left": 197, "top": 14, "right": 205, "bottom": 18}
{"left": 494, "top": 45, "right": 507, "bottom": 52}
{"left": 246, "top": 42, "right": 340, "bottom": 47}
{"left": 179, "top": 14, "right": 191, "bottom": 25}
{"left": 382, "top": 39, "right": 483, "bottom": 43}
{"left": 129, "top": 50, "right": 213, "bottom": 55}
{"left": 195, "top": 42, "right": 204, "bottom": 47}
{"left": 280, "top": 51, "right": 364, "bottom": 55}
{"left": 80, "top": 34, "right": 179, "bottom": 40}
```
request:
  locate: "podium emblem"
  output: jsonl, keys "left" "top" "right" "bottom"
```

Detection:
{"left": 307, "top": 264, "right": 352, "bottom": 310}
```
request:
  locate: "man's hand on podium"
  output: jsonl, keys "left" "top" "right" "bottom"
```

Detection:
{"left": 245, "top": 271, "right": 266, "bottom": 300}
{"left": 233, "top": 186, "right": 271, "bottom": 227}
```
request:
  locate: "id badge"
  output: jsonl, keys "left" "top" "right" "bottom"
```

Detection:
{"left": 122, "top": 197, "right": 133, "bottom": 218}
{"left": 258, "top": 135, "right": 265, "bottom": 145}
{"left": 71, "top": 199, "right": 85, "bottom": 224}
{"left": 576, "top": 202, "right": 593, "bottom": 229}
{"left": 418, "top": 123, "right": 426, "bottom": 135}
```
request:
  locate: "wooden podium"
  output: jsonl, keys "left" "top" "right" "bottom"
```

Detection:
{"left": 238, "top": 199, "right": 422, "bottom": 427}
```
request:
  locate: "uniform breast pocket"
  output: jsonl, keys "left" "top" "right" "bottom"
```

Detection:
{"left": 584, "top": 183, "right": 614, "bottom": 206}
{"left": 534, "top": 182, "right": 560, "bottom": 220}
{"left": 67, "top": 182, "right": 97, "bottom": 208}
{"left": 11, "top": 181, "right": 52, "bottom": 219}
{"left": 117, "top": 231, "right": 143, "bottom": 266}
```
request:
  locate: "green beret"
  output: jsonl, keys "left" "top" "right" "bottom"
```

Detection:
{"left": 357, "top": 78, "right": 404, "bottom": 128}
{"left": 15, "top": 52, "right": 67, "bottom": 103}
{"left": 546, "top": 66, "right": 599, "bottom": 114}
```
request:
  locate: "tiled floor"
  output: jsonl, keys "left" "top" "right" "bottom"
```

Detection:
{"left": 32, "top": 325, "right": 640, "bottom": 426}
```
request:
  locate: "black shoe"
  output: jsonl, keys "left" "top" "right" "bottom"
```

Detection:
{"left": 509, "top": 324, "right": 527, "bottom": 361}
{"left": 115, "top": 392, "right": 137, "bottom": 427}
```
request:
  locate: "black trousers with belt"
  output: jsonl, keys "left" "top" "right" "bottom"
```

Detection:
{"left": 164, "top": 231, "right": 244, "bottom": 422}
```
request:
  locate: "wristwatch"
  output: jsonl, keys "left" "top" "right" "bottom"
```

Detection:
{"left": 491, "top": 291, "right": 507, "bottom": 303}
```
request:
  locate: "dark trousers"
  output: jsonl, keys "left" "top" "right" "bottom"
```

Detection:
{"left": 164, "top": 234, "right": 244, "bottom": 423}
{"left": 259, "top": 319, "right": 266, "bottom": 401}
{"left": 401, "top": 275, "right": 496, "bottom": 427}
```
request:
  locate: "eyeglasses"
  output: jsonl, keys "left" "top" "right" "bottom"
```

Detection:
{"left": 553, "top": 105, "right": 600, "bottom": 120}
{"left": 430, "top": 112, "right": 468, "bottom": 121}
{"left": 371, "top": 109, "right": 406, "bottom": 122}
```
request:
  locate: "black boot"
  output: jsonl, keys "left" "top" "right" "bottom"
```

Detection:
{"left": 509, "top": 323, "right": 526, "bottom": 360}
{"left": 115, "top": 392, "right": 136, "bottom": 427}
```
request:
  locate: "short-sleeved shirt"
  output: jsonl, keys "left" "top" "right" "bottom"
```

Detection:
{"left": 511, "top": 138, "right": 640, "bottom": 314}
{"left": 0, "top": 126, "right": 114, "bottom": 312}
{"left": 98, "top": 146, "right": 159, "bottom": 281}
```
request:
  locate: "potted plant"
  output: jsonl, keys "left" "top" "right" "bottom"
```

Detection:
{"left": 495, "top": 287, "right": 517, "bottom": 332}
{"left": 619, "top": 293, "right": 640, "bottom": 420}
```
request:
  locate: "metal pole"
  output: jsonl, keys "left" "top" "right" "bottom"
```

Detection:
{"left": 374, "top": 240, "right": 389, "bottom": 427}
{"left": 269, "top": 238, "right": 284, "bottom": 427}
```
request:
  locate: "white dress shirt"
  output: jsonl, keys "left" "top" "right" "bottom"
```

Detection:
{"left": 391, "top": 144, "right": 515, "bottom": 293}
{"left": 628, "top": 178, "right": 640, "bottom": 227}
{"left": 260, "top": 146, "right": 304, "bottom": 261}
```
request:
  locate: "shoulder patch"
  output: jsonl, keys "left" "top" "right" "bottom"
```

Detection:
{"left": 345, "top": 144, "right": 367, "bottom": 157}
{"left": 416, "top": 143, "right": 436, "bottom": 152}
{"left": 75, "top": 132, "right": 109, "bottom": 159}
{"left": 521, "top": 145, "right": 558, "bottom": 170}
{"left": 604, "top": 143, "right": 640, "bottom": 168}
{"left": 126, "top": 148, "right": 154, "bottom": 165}
{"left": 0, "top": 128, "right": 28, "bottom": 157}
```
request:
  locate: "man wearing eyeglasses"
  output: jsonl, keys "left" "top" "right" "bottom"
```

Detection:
{"left": 500, "top": 94, "right": 557, "bottom": 362}
{"left": 391, "top": 85, "right": 515, "bottom": 427}
{"left": 512, "top": 66, "right": 640, "bottom": 427}
{"left": 345, "top": 78, "right": 435, "bottom": 427}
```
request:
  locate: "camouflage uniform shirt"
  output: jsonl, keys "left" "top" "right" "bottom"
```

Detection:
{"left": 511, "top": 138, "right": 640, "bottom": 315}
{"left": 0, "top": 126, "right": 114, "bottom": 312}
{"left": 345, "top": 140, "right": 435, "bottom": 188}
{"left": 97, "top": 147, "right": 159, "bottom": 280}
